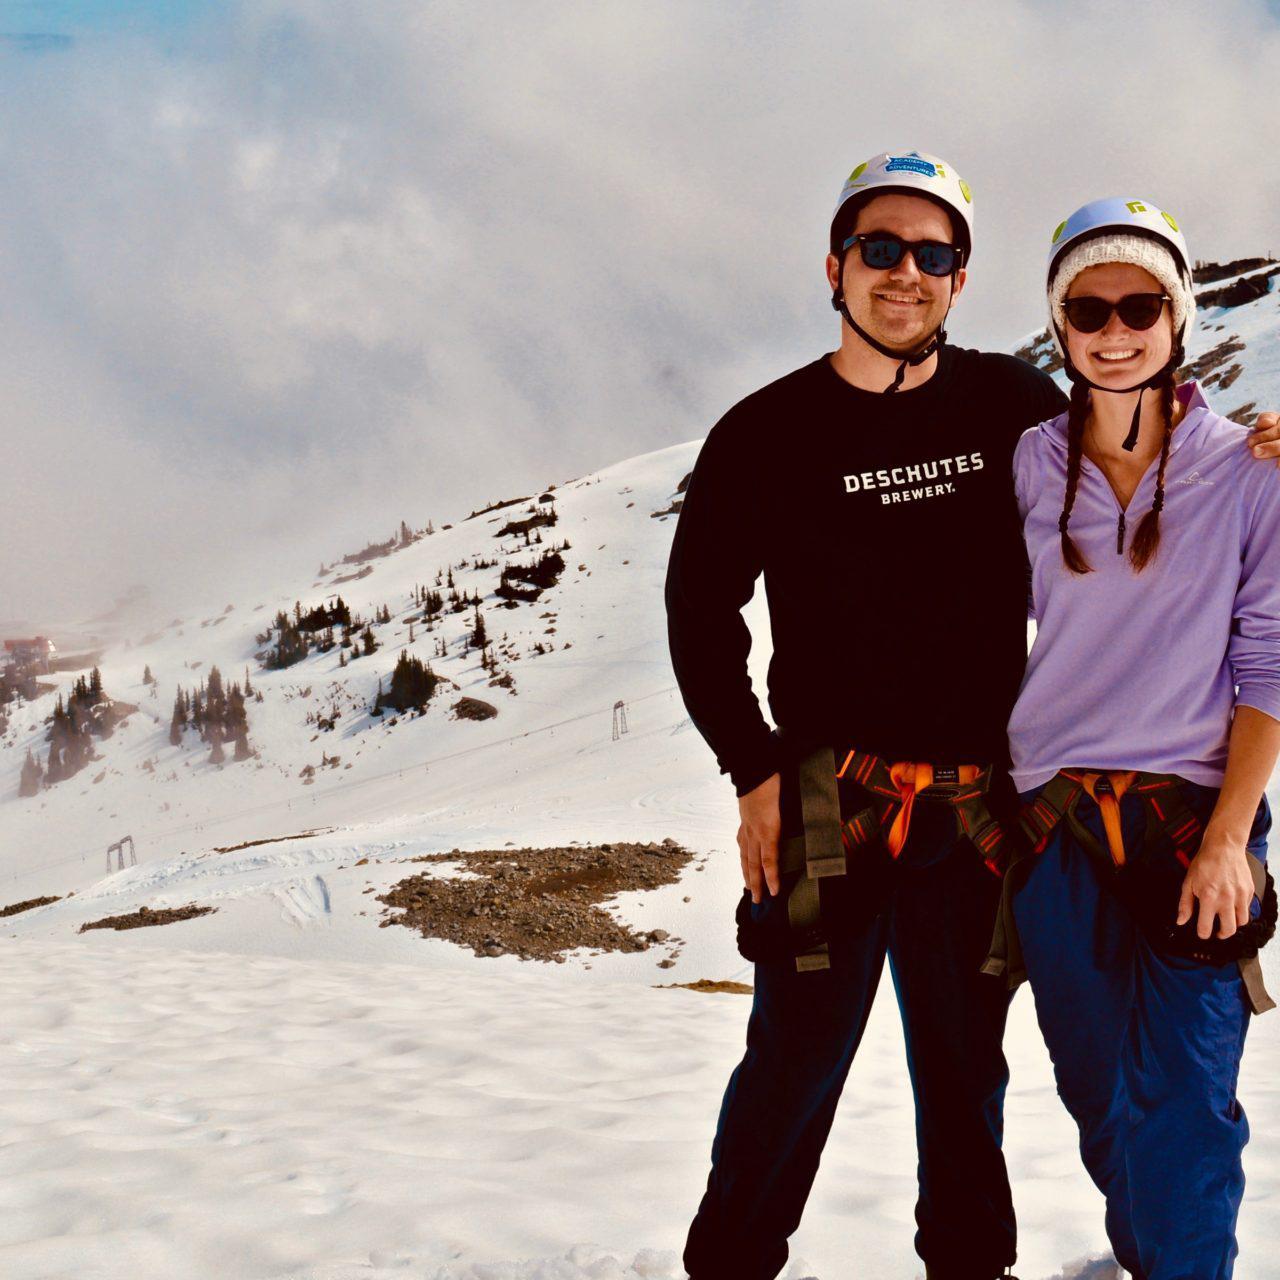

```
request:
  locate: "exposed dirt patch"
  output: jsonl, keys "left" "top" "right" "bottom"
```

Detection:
{"left": 1012, "top": 329, "right": 1064, "bottom": 376}
{"left": 212, "top": 827, "right": 334, "bottom": 854}
{"left": 654, "top": 978, "right": 753, "bottom": 995}
{"left": 377, "top": 839, "right": 696, "bottom": 963}
{"left": 1193, "top": 256, "right": 1277, "bottom": 286}
{"left": 1196, "top": 265, "right": 1280, "bottom": 309}
{"left": 452, "top": 696, "right": 497, "bottom": 721}
{"left": 79, "top": 903, "right": 217, "bottom": 933}
{"left": 1209, "top": 363, "right": 1244, "bottom": 392}
{"left": 1, "top": 894, "right": 61, "bottom": 918}
{"left": 1180, "top": 337, "right": 1246, "bottom": 383}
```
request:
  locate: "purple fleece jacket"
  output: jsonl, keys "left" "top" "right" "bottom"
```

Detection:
{"left": 1008, "top": 380, "right": 1280, "bottom": 792}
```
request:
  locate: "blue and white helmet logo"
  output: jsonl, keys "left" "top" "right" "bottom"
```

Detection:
{"left": 884, "top": 153, "right": 938, "bottom": 178}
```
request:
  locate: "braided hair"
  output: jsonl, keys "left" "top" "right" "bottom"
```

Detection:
{"left": 1057, "top": 370, "right": 1179, "bottom": 575}
{"left": 1059, "top": 380, "right": 1093, "bottom": 575}
{"left": 1127, "top": 369, "right": 1177, "bottom": 572}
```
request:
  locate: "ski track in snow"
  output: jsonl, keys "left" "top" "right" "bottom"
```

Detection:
{"left": 2, "top": 274, "right": 1280, "bottom": 1277}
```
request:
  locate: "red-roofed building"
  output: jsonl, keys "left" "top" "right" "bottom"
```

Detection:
{"left": 3, "top": 636, "right": 56, "bottom": 674}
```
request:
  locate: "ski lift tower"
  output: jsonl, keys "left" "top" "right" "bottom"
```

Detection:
{"left": 612, "top": 699, "right": 628, "bottom": 740}
{"left": 106, "top": 835, "right": 137, "bottom": 874}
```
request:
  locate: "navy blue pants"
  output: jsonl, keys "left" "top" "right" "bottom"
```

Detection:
{"left": 1011, "top": 779, "right": 1270, "bottom": 1280}
{"left": 683, "top": 769, "right": 1018, "bottom": 1280}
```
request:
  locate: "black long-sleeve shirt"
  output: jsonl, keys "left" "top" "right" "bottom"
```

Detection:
{"left": 664, "top": 345, "right": 1068, "bottom": 796}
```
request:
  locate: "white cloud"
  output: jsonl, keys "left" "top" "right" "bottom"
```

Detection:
{"left": 2, "top": 0, "right": 1278, "bottom": 623}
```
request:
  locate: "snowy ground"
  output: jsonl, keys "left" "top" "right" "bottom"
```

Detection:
{"left": 2, "top": 933, "right": 1279, "bottom": 1280}
{"left": 3, "top": 742, "right": 1280, "bottom": 1279}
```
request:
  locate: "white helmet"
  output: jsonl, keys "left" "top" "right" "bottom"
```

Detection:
{"left": 830, "top": 150, "right": 974, "bottom": 263}
{"left": 1045, "top": 196, "right": 1195, "bottom": 361}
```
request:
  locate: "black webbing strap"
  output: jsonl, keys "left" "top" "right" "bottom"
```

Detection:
{"left": 785, "top": 744, "right": 847, "bottom": 973}
{"left": 984, "top": 771, "right": 1093, "bottom": 986}
{"left": 1240, "top": 855, "right": 1275, "bottom": 1015}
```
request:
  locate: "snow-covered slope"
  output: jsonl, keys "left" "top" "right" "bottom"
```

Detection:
{"left": 0, "top": 440, "right": 761, "bottom": 974}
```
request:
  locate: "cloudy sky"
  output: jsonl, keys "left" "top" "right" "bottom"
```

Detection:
{"left": 3, "top": 0, "right": 1279, "bottom": 627}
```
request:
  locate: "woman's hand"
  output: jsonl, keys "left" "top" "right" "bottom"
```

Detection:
{"left": 737, "top": 772, "right": 782, "bottom": 904}
{"left": 1177, "top": 824, "right": 1257, "bottom": 940}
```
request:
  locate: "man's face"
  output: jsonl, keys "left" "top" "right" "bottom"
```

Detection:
{"left": 827, "top": 192, "right": 966, "bottom": 354}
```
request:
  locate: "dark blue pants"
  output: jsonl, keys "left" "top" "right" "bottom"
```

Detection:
{"left": 683, "top": 773, "right": 1017, "bottom": 1280}
{"left": 1011, "top": 779, "right": 1270, "bottom": 1280}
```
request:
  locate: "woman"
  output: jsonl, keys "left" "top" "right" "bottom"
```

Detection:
{"left": 996, "top": 198, "right": 1280, "bottom": 1280}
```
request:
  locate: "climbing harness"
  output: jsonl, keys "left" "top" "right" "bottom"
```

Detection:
{"left": 736, "top": 736, "right": 1010, "bottom": 973}
{"left": 983, "top": 769, "right": 1277, "bottom": 1015}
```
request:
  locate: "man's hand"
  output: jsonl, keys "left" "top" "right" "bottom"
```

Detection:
{"left": 1247, "top": 411, "right": 1280, "bottom": 464}
{"left": 738, "top": 772, "right": 782, "bottom": 903}
{"left": 1176, "top": 825, "right": 1257, "bottom": 940}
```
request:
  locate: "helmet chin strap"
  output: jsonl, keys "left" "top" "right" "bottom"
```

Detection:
{"left": 830, "top": 272, "right": 955, "bottom": 394}
{"left": 1054, "top": 323, "right": 1185, "bottom": 451}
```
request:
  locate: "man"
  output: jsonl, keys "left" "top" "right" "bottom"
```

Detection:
{"left": 664, "top": 150, "right": 1280, "bottom": 1280}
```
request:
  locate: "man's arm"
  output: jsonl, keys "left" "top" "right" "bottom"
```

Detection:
{"left": 664, "top": 413, "right": 781, "bottom": 797}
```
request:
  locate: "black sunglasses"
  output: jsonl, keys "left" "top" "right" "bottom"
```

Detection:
{"left": 841, "top": 231, "right": 962, "bottom": 277}
{"left": 1062, "top": 292, "right": 1170, "bottom": 333}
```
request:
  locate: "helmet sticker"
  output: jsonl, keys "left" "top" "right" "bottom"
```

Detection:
{"left": 1124, "top": 200, "right": 1148, "bottom": 214}
{"left": 1161, "top": 209, "right": 1180, "bottom": 232}
{"left": 847, "top": 162, "right": 868, "bottom": 182}
{"left": 885, "top": 155, "right": 938, "bottom": 178}
{"left": 958, "top": 179, "right": 972, "bottom": 204}
{"left": 1051, "top": 220, "right": 1067, "bottom": 244}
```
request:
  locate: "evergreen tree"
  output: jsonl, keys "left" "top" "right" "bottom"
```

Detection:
{"left": 143, "top": 664, "right": 154, "bottom": 685}
{"left": 270, "top": 609, "right": 308, "bottom": 669}
{"left": 383, "top": 650, "right": 441, "bottom": 712}
{"left": 169, "top": 691, "right": 184, "bottom": 746}
{"left": 18, "top": 749, "right": 41, "bottom": 798}
{"left": 90, "top": 666, "right": 103, "bottom": 702}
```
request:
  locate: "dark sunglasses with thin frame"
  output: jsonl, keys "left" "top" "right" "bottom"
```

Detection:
{"left": 1062, "top": 292, "right": 1170, "bottom": 334}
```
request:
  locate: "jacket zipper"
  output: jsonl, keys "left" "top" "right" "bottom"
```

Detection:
{"left": 1116, "top": 511, "right": 1126, "bottom": 556}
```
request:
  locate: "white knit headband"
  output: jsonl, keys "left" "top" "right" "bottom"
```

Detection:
{"left": 1048, "top": 232, "right": 1195, "bottom": 343}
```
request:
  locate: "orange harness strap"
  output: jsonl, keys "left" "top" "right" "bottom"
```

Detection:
{"left": 1073, "top": 770, "right": 1138, "bottom": 867}
{"left": 886, "top": 763, "right": 985, "bottom": 857}
{"left": 835, "top": 751, "right": 986, "bottom": 859}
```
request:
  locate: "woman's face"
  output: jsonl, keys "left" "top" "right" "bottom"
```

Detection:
{"left": 1063, "top": 261, "right": 1174, "bottom": 388}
